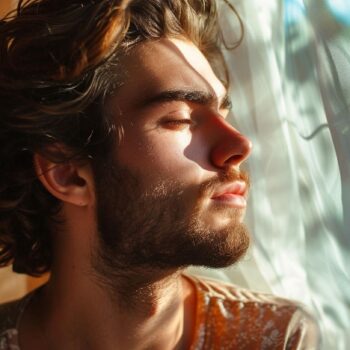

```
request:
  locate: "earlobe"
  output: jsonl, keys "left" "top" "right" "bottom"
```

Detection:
{"left": 34, "top": 153, "right": 94, "bottom": 206}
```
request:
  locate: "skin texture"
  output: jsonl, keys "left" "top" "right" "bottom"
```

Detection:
{"left": 24, "top": 38, "right": 252, "bottom": 350}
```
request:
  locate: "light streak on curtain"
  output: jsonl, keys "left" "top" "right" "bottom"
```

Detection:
{"left": 192, "top": 0, "right": 350, "bottom": 348}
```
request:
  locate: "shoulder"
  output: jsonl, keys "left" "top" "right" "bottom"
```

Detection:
{"left": 185, "top": 272, "right": 299, "bottom": 305}
{"left": 0, "top": 299, "right": 23, "bottom": 334}
{"left": 184, "top": 273, "right": 320, "bottom": 350}
{"left": 0, "top": 293, "right": 33, "bottom": 350}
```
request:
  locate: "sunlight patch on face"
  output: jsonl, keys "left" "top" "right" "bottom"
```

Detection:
{"left": 163, "top": 38, "right": 227, "bottom": 103}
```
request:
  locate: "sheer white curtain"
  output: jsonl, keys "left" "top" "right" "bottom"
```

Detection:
{"left": 192, "top": 0, "right": 350, "bottom": 349}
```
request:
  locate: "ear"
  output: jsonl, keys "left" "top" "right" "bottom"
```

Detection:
{"left": 34, "top": 153, "right": 95, "bottom": 207}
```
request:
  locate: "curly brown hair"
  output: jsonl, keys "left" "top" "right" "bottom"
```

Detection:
{"left": 0, "top": 0, "right": 242, "bottom": 276}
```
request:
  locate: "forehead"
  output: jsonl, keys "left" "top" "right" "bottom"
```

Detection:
{"left": 113, "top": 38, "right": 226, "bottom": 106}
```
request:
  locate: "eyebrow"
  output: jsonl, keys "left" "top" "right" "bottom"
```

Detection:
{"left": 138, "top": 89, "right": 232, "bottom": 110}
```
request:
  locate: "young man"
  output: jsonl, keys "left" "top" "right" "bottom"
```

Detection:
{"left": 0, "top": 0, "right": 318, "bottom": 349}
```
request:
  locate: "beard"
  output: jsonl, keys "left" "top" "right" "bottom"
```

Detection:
{"left": 91, "top": 158, "right": 250, "bottom": 277}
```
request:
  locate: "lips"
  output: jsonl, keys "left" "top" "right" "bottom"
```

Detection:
{"left": 211, "top": 181, "right": 247, "bottom": 198}
{"left": 211, "top": 181, "right": 248, "bottom": 208}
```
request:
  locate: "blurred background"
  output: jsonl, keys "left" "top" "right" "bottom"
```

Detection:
{"left": 0, "top": 0, "right": 49, "bottom": 303}
{"left": 1, "top": 0, "right": 350, "bottom": 349}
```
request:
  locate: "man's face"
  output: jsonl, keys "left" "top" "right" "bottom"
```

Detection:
{"left": 93, "top": 38, "right": 252, "bottom": 271}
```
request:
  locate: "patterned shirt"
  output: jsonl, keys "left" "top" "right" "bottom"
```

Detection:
{"left": 0, "top": 274, "right": 319, "bottom": 349}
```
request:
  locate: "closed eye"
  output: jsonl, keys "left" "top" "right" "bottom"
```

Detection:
{"left": 161, "top": 119, "right": 193, "bottom": 130}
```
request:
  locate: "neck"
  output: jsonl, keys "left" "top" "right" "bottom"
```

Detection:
{"left": 20, "top": 264, "right": 196, "bottom": 350}
{"left": 19, "top": 209, "right": 196, "bottom": 350}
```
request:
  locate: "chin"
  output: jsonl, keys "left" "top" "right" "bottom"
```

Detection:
{"left": 188, "top": 239, "right": 250, "bottom": 269}
{"left": 153, "top": 224, "right": 251, "bottom": 270}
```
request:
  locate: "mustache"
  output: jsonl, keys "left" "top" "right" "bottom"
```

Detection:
{"left": 198, "top": 170, "right": 250, "bottom": 197}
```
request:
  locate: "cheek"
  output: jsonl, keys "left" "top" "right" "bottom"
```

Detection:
{"left": 116, "top": 128, "right": 204, "bottom": 183}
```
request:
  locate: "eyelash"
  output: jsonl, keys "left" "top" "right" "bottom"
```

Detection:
{"left": 166, "top": 119, "right": 192, "bottom": 125}
{"left": 161, "top": 118, "right": 193, "bottom": 130}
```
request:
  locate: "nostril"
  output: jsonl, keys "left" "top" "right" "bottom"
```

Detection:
{"left": 210, "top": 128, "right": 252, "bottom": 168}
{"left": 224, "top": 155, "right": 243, "bottom": 165}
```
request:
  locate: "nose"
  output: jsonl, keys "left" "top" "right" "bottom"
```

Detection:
{"left": 210, "top": 118, "right": 252, "bottom": 169}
